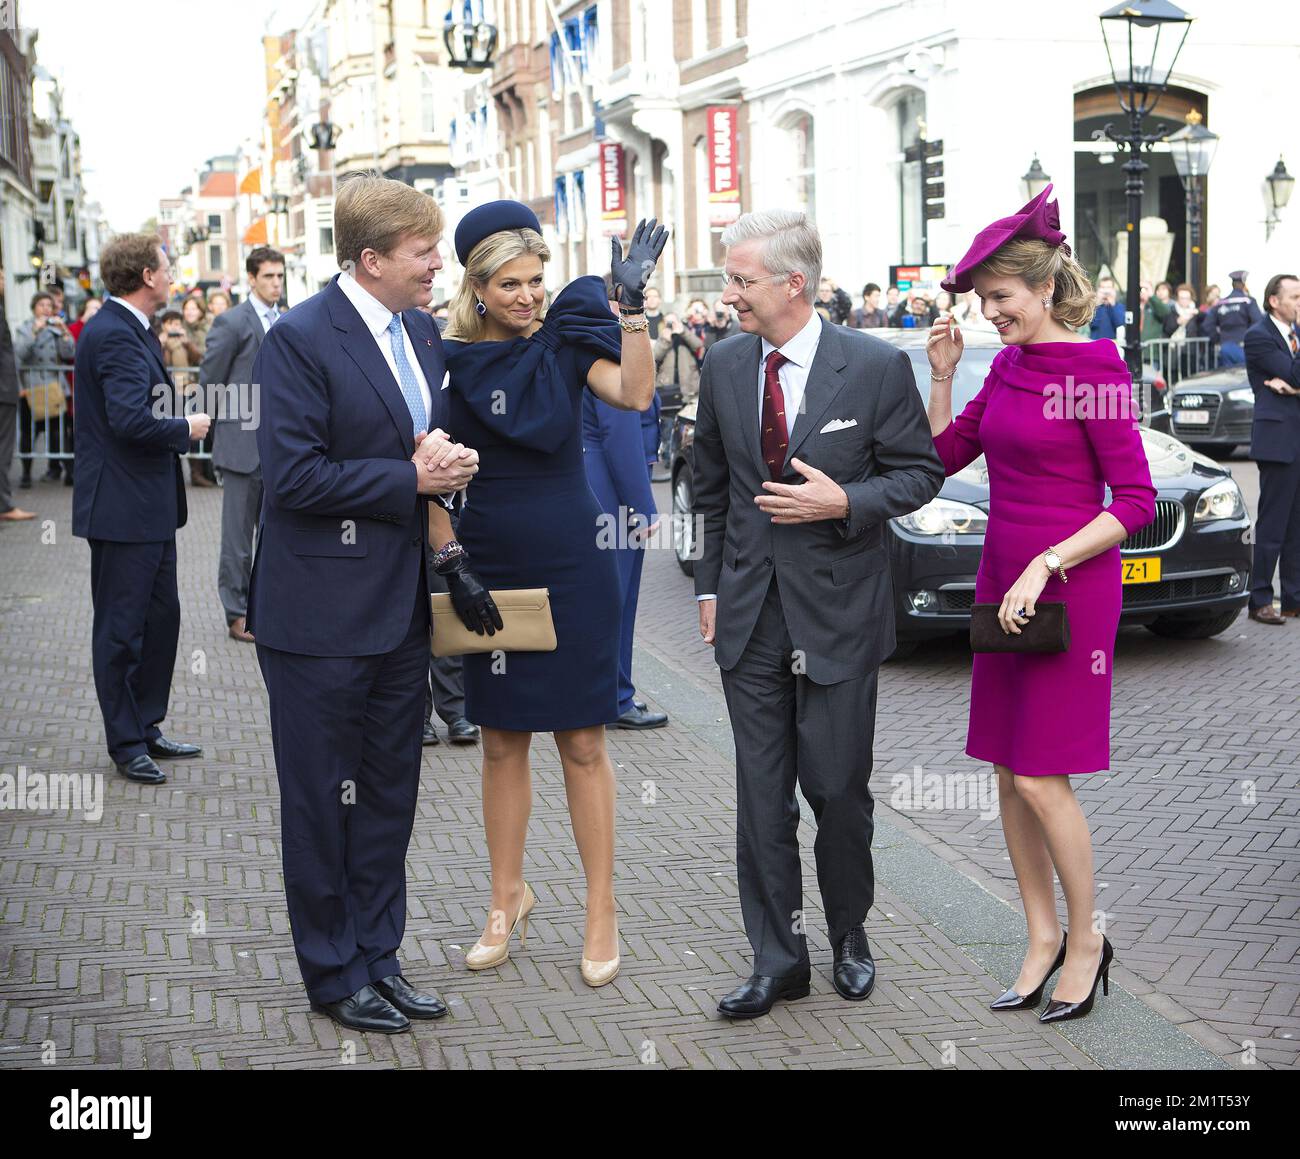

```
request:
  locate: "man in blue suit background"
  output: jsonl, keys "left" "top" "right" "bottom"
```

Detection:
{"left": 248, "top": 174, "right": 497, "bottom": 1033}
{"left": 73, "top": 234, "right": 211, "bottom": 784}
{"left": 583, "top": 368, "right": 668, "bottom": 730}
{"left": 1244, "top": 273, "right": 1300, "bottom": 625}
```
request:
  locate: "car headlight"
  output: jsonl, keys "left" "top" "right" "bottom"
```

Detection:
{"left": 896, "top": 497, "right": 988, "bottom": 536}
{"left": 1194, "top": 478, "right": 1245, "bottom": 522}
{"left": 1226, "top": 387, "right": 1254, "bottom": 404}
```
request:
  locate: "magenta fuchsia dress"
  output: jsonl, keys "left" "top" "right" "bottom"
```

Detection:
{"left": 933, "top": 340, "right": 1157, "bottom": 776}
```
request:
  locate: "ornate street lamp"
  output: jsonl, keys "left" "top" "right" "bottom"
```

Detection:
{"left": 1265, "top": 157, "right": 1295, "bottom": 241}
{"left": 308, "top": 119, "right": 341, "bottom": 150}
{"left": 1099, "top": 0, "right": 1194, "bottom": 390}
{"left": 270, "top": 193, "right": 290, "bottom": 216}
{"left": 1022, "top": 155, "right": 1051, "bottom": 202}
{"left": 443, "top": 2, "right": 498, "bottom": 72}
{"left": 1165, "top": 109, "right": 1218, "bottom": 295}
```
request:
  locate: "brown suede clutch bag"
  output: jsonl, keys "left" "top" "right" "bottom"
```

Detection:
{"left": 969, "top": 602, "right": 1070, "bottom": 653}
{"left": 430, "top": 588, "right": 557, "bottom": 657}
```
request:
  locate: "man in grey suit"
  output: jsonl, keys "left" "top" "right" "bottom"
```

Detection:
{"left": 202, "top": 246, "right": 285, "bottom": 641}
{"left": 692, "top": 210, "right": 944, "bottom": 1019}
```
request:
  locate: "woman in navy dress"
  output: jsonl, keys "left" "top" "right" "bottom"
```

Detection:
{"left": 439, "top": 202, "right": 667, "bottom": 986}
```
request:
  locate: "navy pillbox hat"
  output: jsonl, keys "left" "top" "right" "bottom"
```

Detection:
{"left": 454, "top": 200, "right": 542, "bottom": 265}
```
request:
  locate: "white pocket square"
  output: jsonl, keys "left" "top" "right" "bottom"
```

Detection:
{"left": 820, "top": 418, "right": 858, "bottom": 433}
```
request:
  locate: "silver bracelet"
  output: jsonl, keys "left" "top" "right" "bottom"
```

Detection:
{"left": 432, "top": 540, "right": 466, "bottom": 569}
{"left": 930, "top": 370, "right": 954, "bottom": 381}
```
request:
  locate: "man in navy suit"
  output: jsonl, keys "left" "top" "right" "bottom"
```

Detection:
{"left": 72, "top": 234, "right": 211, "bottom": 784}
{"left": 1244, "top": 273, "right": 1300, "bottom": 625}
{"left": 248, "top": 174, "right": 497, "bottom": 1034}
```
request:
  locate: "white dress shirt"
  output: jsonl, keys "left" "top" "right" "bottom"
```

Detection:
{"left": 251, "top": 293, "right": 279, "bottom": 333}
{"left": 758, "top": 307, "right": 824, "bottom": 444}
{"left": 337, "top": 270, "right": 433, "bottom": 423}
{"left": 1271, "top": 313, "right": 1298, "bottom": 353}
{"left": 114, "top": 297, "right": 151, "bottom": 331}
{"left": 698, "top": 309, "right": 826, "bottom": 602}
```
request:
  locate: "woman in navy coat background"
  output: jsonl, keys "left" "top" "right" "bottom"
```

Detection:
{"left": 441, "top": 203, "right": 667, "bottom": 986}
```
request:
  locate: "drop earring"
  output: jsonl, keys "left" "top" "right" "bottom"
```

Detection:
{"left": 475, "top": 299, "right": 487, "bottom": 317}
{"left": 1041, "top": 296, "right": 1051, "bottom": 310}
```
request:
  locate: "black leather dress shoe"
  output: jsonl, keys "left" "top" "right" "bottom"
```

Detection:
{"left": 146, "top": 736, "right": 202, "bottom": 759}
{"left": 422, "top": 721, "right": 441, "bottom": 746}
{"left": 633, "top": 698, "right": 647, "bottom": 711}
{"left": 717, "top": 971, "right": 811, "bottom": 1019}
{"left": 310, "top": 984, "right": 410, "bottom": 1033}
{"left": 447, "top": 718, "right": 480, "bottom": 744}
{"left": 611, "top": 705, "right": 669, "bottom": 729}
{"left": 373, "top": 974, "right": 448, "bottom": 1020}
{"left": 832, "top": 927, "right": 876, "bottom": 1001}
{"left": 115, "top": 754, "right": 166, "bottom": 784}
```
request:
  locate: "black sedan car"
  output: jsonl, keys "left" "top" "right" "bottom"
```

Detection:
{"left": 669, "top": 329, "right": 1251, "bottom": 655}
{"left": 1169, "top": 365, "right": 1253, "bottom": 456}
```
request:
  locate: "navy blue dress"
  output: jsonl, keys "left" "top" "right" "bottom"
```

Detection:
{"left": 443, "top": 276, "right": 623, "bottom": 731}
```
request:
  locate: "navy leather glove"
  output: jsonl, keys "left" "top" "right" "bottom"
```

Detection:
{"left": 610, "top": 218, "right": 669, "bottom": 310}
{"left": 436, "top": 553, "right": 503, "bottom": 635}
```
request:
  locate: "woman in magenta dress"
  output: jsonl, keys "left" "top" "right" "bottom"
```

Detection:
{"left": 927, "top": 186, "right": 1156, "bottom": 1023}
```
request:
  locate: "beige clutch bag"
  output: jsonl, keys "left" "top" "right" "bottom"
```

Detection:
{"left": 429, "top": 587, "right": 557, "bottom": 657}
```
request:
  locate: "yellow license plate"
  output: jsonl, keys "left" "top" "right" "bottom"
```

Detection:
{"left": 1122, "top": 557, "right": 1162, "bottom": 584}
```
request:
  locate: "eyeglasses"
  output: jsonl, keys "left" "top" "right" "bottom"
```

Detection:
{"left": 719, "top": 272, "right": 788, "bottom": 294}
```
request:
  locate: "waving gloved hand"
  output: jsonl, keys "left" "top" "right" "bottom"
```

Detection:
{"left": 610, "top": 218, "right": 670, "bottom": 310}
{"left": 436, "top": 551, "right": 504, "bottom": 635}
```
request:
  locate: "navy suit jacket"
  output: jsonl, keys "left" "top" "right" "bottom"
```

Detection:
{"left": 71, "top": 299, "right": 192, "bottom": 542}
{"left": 1244, "top": 316, "right": 1300, "bottom": 464}
{"left": 246, "top": 276, "right": 447, "bottom": 657}
{"left": 582, "top": 390, "right": 657, "bottom": 523}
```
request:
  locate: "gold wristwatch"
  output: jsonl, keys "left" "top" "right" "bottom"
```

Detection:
{"left": 1044, "top": 547, "right": 1067, "bottom": 583}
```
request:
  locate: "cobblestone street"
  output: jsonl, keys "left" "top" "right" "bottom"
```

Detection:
{"left": 0, "top": 464, "right": 1295, "bottom": 1069}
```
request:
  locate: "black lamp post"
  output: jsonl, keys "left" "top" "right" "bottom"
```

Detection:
{"left": 1166, "top": 109, "right": 1218, "bottom": 297}
{"left": 1099, "top": 0, "right": 1193, "bottom": 393}
{"left": 1265, "top": 157, "right": 1295, "bottom": 241}
{"left": 443, "top": 3, "right": 498, "bottom": 72}
{"left": 1022, "top": 155, "right": 1051, "bottom": 202}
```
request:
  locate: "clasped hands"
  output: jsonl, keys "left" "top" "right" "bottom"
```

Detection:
{"left": 412, "top": 428, "right": 478, "bottom": 494}
{"left": 754, "top": 459, "right": 848, "bottom": 524}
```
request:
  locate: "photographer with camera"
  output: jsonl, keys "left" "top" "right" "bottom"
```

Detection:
{"left": 652, "top": 310, "right": 703, "bottom": 402}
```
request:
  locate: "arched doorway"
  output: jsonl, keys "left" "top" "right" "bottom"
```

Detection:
{"left": 1074, "top": 85, "right": 1208, "bottom": 291}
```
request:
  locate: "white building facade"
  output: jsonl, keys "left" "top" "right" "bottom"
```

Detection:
{"left": 742, "top": 0, "right": 1299, "bottom": 300}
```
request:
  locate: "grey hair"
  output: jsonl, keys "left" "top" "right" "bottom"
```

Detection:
{"left": 720, "top": 209, "right": 822, "bottom": 303}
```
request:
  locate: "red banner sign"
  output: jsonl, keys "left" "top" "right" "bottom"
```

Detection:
{"left": 600, "top": 142, "right": 626, "bottom": 236}
{"left": 707, "top": 106, "right": 740, "bottom": 227}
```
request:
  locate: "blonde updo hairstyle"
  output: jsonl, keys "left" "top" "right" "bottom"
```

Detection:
{"left": 445, "top": 228, "right": 551, "bottom": 341}
{"left": 975, "top": 238, "right": 1095, "bottom": 331}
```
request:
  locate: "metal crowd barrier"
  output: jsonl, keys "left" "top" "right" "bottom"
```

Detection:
{"left": 1141, "top": 335, "right": 1217, "bottom": 388}
{"left": 16, "top": 364, "right": 213, "bottom": 466}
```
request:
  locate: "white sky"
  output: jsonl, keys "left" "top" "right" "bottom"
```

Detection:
{"left": 28, "top": 0, "right": 317, "bottom": 232}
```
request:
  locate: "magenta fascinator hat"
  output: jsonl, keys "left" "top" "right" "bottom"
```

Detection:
{"left": 941, "top": 184, "right": 1071, "bottom": 294}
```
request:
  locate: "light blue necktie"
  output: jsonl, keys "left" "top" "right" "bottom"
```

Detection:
{"left": 387, "top": 313, "right": 427, "bottom": 435}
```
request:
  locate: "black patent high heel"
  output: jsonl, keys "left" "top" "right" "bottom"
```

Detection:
{"left": 1040, "top": 935, "right": 1114, "bottom": 1023}
{"left": 990, "top": 931, "right": 1067, "bottom": 1010}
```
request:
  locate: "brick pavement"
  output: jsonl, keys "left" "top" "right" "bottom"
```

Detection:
{"left": 633, "top": 464, "right": 1299, "bottom": 1069}
{"left": 0, "top": 475, "right": 1285, "bottom": 1069}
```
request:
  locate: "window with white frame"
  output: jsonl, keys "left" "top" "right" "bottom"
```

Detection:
{"left": 691, "top": 0, "right": 707, "bottom": 58}
{"left": 720, "top": 0, "right": 737, "bottom": 43}
{"left": 419, "top": 65, "right": 437, "bottom": 137}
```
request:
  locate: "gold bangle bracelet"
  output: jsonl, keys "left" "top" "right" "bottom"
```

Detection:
{"left": 618, "top": 314, "right": 649, "bottom": 334}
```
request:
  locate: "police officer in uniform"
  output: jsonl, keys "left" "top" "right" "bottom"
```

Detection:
{"left": 1203, "top": 270, "right": 1264, "bottom": 366}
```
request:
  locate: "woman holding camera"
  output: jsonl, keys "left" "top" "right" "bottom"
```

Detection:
{"left": 927, "top": 186, "right": 1155, "bottom": 1023}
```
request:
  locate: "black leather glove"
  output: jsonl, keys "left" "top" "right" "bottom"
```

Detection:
{"left": 610, "top": 218, "right": 669, "bottom": 310}
{"left": 435, "top": 552, "right": 503, "bottom": 636}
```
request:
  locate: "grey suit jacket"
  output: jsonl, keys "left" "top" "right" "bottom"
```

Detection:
{"left": 203, "top": 299, "right": 268, "bottom": 474}
{"left": 692, "top": 318, "right": 944, "bottom": 683}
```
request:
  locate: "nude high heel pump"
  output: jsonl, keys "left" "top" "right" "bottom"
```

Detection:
{"left": 465, "top": 882, "right": 536, "bottom": 970}
{"left": 580, "top": 922, "right": 620, "bottom": 988}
